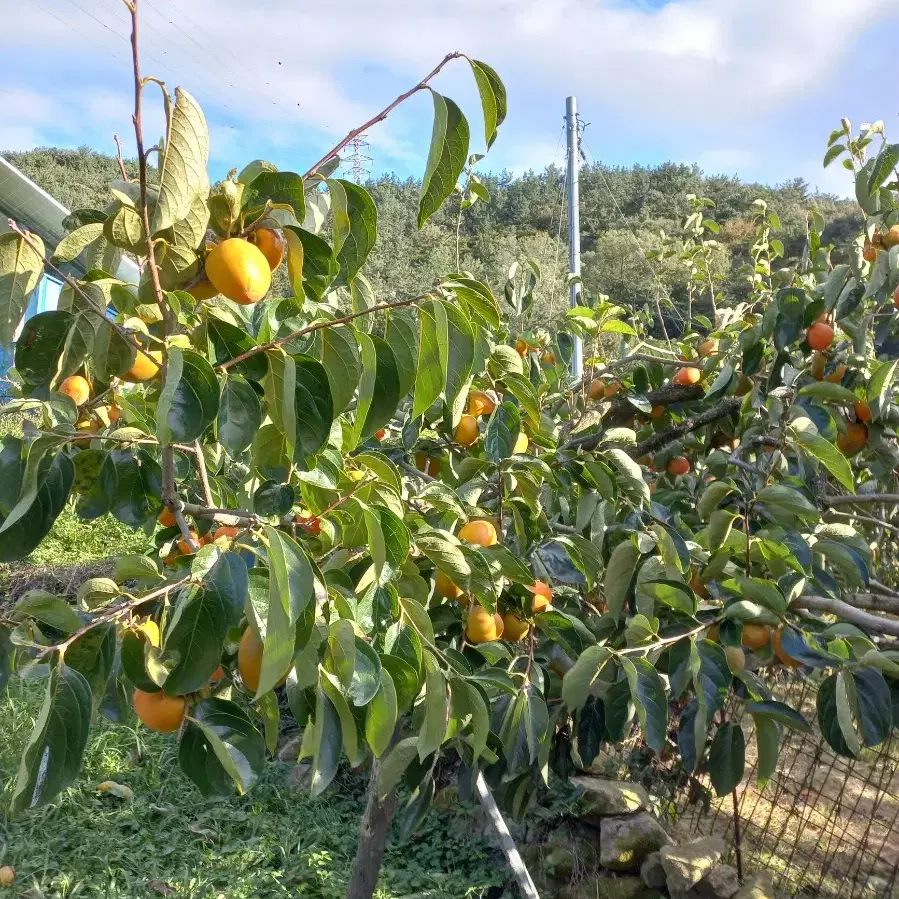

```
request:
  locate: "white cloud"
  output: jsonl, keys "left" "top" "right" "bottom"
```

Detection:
{"left": 1, "top": 0, "right": 898, "bottom": 189}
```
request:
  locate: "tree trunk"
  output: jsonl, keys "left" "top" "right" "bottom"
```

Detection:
{"left": 346, "top": 757, "right": 398, "bottom": 899}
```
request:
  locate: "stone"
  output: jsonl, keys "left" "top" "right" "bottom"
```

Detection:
{"left": 287, "top": 761, "right": 312, "bottom": 791}
{"left": 559, "top": 874, "right": 648, "bottom": 899}
{"left": 732, "top": 871, "right": 775, "bottom": 899}
{"left": 690, "top": 864, "right": 741, "bottom": 899}
{"left": 599, "top": 812, "right": 672, "bottom": 872}
{"left": 571, "top": 775, "right": 650, "bottom": 819}
{"left": 660, "top": 836, "right": 726, "bottom": 893}
{"left": 277, "top": 733, "right": 303, "bottom": 762}
{"left": 640, "top": 851, "right": 667, "bottom": 889}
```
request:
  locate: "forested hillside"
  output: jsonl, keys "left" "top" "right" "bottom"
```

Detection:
{"left": 4, "top": 147, "right": 860, "bottom": 329}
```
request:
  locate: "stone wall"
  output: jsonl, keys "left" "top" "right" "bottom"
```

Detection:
{"left": 519, "top": 775, "right": 776, "bottom": 899}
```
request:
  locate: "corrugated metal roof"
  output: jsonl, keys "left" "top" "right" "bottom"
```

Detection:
{"left": 0, "top": 156, "right": 140, "bottom": 284}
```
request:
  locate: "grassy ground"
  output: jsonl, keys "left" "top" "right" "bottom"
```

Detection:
{"left": 0, "top": 684, "right": 504, "bottom": 899}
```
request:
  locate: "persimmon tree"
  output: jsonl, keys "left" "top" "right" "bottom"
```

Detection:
{"left": 3, "top": 5, "right": 899, "bottom": 897}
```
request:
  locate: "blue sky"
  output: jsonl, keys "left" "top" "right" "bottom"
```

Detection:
{"left": 3, "top": 0, "right": 899, "bottom": 197}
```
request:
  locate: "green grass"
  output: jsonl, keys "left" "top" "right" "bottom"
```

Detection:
{"left": 0, "top": 684, "right": 505, "bottom": 899}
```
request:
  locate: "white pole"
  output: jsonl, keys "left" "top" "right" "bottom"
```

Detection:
{"left": 565, "top": 96, "right": 583, "bottom": 379}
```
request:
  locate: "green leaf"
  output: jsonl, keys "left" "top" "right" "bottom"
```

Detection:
{"left": 356, "top": 334, "right": 401, "bottom": 443}
{"left": 327, "top": 179, "right": 377, "bottom": 283}
{"left": 320, "top": 325, "right": 361, "bottom": 415}
{"left": 747, "top": 700, "right": 811, "bottom": 732}
{"left": 867, "top": 359, "right": 899, "bottom": 422}
{"left": 488, "top": 344, "right": 523, "bottom": 378}
{"left": 284, "top": 226, "right": 339, "bottom": 301}
{"left": 868, "top": 142, "right": 899, "bottom": 193}
{"left": 708, "top": 723, "right": 745, "bottom": 796}
{"left": 442, "top": 300, "right": 475, "bottom": 414}
{"left": 755, "top": 485, "right": 820, "bottom": 520}
{"left": 468, "top": 59, "right": 507, "bottom": 148}
{"left": 385, "top": 307, "right": 419, "bottom": 398}
{"left": 364, "top": 505, "right": 410, "bottom": 586}
{"left": 321, "top": 671, "right": 363, "bottom": 766}
{"left": 253, "top": 480, "right": 294, "bottom": 517}
{"left": 500, "top": 372, "right": 540, "bottom": 425}
{"left": 418, "top": 92, "right": 470, "bottom": 228}
{"left": 754, "top": 717, "right": 780, "bottom": 789}
{"left": 444, "top": 277, "right": 500, "bottom": 329}
{"left": 13, "top": 590, "right": 82, "bottom": 634}
{"left": 698, "top": 480, "right": 736, "bottom": 520}
{"left": 622, "top": 656, "right": 668, "bottom": 754}
{"left": 150, "top": 88, "right": 210, "bottom": 234}
{"left": 604, "top": 677, "right": 634, "bottom": 742}
{"left": 52, "top": 223, "right": 104, "bottom": 264}
{"left": 64, "top": 622, "right": 115, "bottom": 710}
{"left": 245, "top": 171, "right": 305, "bottom": 225}
{"left": 157, "top": 349, "right": 220, "bottom": 444}
{"left": 218, "top": 373, "right": 263, "bottom": 455}
{"left": 309, "top": 688, "right": 343, "bottom": 796}
{"left": 377, "top": 736, "right": 418, "bottom": 800}
{"left": 205, "top": 314, "right": 268, "bottom": 381}
{"left": 11, "top": 665, "right": 92, "bottom": 812}
{"left": 108, "top": 449, "right": 162, "bottom": 529}
{"left": 418, "top": 651, "right": 448, "bottom": 760}
{"left": 562, "top": 645, "right": 611, "bottom": 710}
{"left": 604, "top": 538, "right": 640, "bottom": 620}
{"left": 797, "top": 382, "right": 860, "bottom": 403}
{"left": 413, "top": 300, "right": 449, "bottom": 418}
{"left": 179, "top": 698, "right": 265, "bottom": 796}
{"left": 789, "top": 424, "right": 853, "bottom": 493}
{"left": 366, "top": 669, "right": 398, "bottom": 757}
{"left": 162, "top": 583, "right": 240, "bottom": 695}
{"left": 258, "top": 527, "right": 314, "bottom": 697}
{"left": 484, "top": 401, "right": 521, "bottom": 462}
{"left": 292, "top": 356, "right": 334, "bottom": 461}
{"left": 15, "top": 311, "right": 73, "bottom": 389}
{"left": 416, "top": 531, "right": 471, "bottom": 590}
{"left": 823, "top": 144, "right": 845, "bottom": 167}
{"left": 104, "top": 205, "right": 146, "bottom": 253}
{"left": 0, "top": 452, "right": 74, "bottom": 563}
{"left": 603, "top": 449, "right": 650, "bottom": 506}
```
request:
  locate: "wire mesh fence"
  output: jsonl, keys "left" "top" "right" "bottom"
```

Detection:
{"left": 597, "top": 669, "right": 899, "bottom": 898}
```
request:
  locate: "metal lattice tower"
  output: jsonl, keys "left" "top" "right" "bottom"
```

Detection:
{"left": 346, "top": 134, "right": 373, "bottom": 184}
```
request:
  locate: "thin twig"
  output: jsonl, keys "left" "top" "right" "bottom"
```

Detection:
{"left": 127, "top": 0, "right": 173, "bottom": 334}
{"left": 826, "top": 509, "right": 899, "bottom": 536}
{"left": 302, "top": 52, "right": 465, "bottom": 180}
{"left": 398, "top": 460, "right": 436, "bottom": 483}
{"left": 8, "top": 222, "right": 158, "bottom": 368}
{"left": 193, "top": 440, "right": 214, "bottom": 507}
{"left": 217, "top": 293, "right": 429, "bottom": 371}
{"left": 113, "top": 134, "right": 129, "bottom": 181}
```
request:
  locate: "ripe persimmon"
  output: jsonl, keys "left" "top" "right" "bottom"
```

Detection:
{"left": 466, "top": 605, "right": 499, "bottom": 643}
{"left": 187, "top": 279, "right": 219, "bottom": 302}
{"left": 458, "top": 519, "right": 498, "bottom": 547}
{"left": 529, "top": 580, "right": 552, "bottom": 612}
{"left": 698, "top": 338, "right": 719, "bottom": 358}
{"left": 454, "top": 414, "right": 480, "bottom": 447}
{"left": 673, "top": 366, "right": 701, "bottom": 386}
{"left": 773, "top": 628, "right": 803, "bottom": 668}
{"left": 158, "top": 507, "right": 177, "bottom": 528}
{"left": 205, "top": 238, "right": 271, "bottom": 305}
{"left": 133, "top": 688, "right": 186, "bottom": 733}
{"left": 741, "top": 623, "right": 771, "bottom": 650}
{"left": 252, "top": 227, "right": 286, "bottom": 271}
{"left": 855, "top": 399, "right": 872, "bottom": 423}
{"left": 667, "top": 456, "right": 691, "bottom": 476}
{"left": 435, "top": 570, "right": 463, "bottom": 601}
{"left": 587, "top": 379, "right": 606, "bottom": 400}
{"left": 468, "top": 390, "right": 496, "bottom": 417}
{"left": 503, "top": 613, "right": 529, "bottom": 642}
{"left": 513, "top": 431, "right": 529, "bottom": 454}
{"left": 837, "top": 421, "right": 867, "bottom": 455}
{"left": 807, "top": 322, "right": 834, "bottom": 351}
{"left": 123, "top": 349, "right": 162, "bottom": 383}
{"left": 59, "top": 374, "right": 90, "bottom": 406}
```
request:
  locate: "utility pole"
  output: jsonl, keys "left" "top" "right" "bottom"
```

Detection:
{"left": 565, "top": 96, "right": 583, "bottom": 379}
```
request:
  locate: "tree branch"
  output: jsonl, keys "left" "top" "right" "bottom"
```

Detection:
{"left": 7, "top": 222, "right": 159, "bottom": 369}
{"left": 180, "top": 503, "right": 261, "bottom": 526}
{"left": 628, "top": 395, "right": 741, "bottom": 457}
{"left": 217, "top": 293, "right": 429, "bottom": 371}
{"left": 821, "top": 494, "right": 899, "bottom": 507}
{"left": 113, "top": 134, "right": 129, "bottom": 181}
{"left": 825, "top": 509, "right": 899, "bottom": 536}
{"left": 193, "top": 441, "right": 214, "bottom": 507}
{"left": 302, "top": 52, "right": 465, "bottom": 180}
{"left": 793, "top": 595, "right": 899, "bottom": 637}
